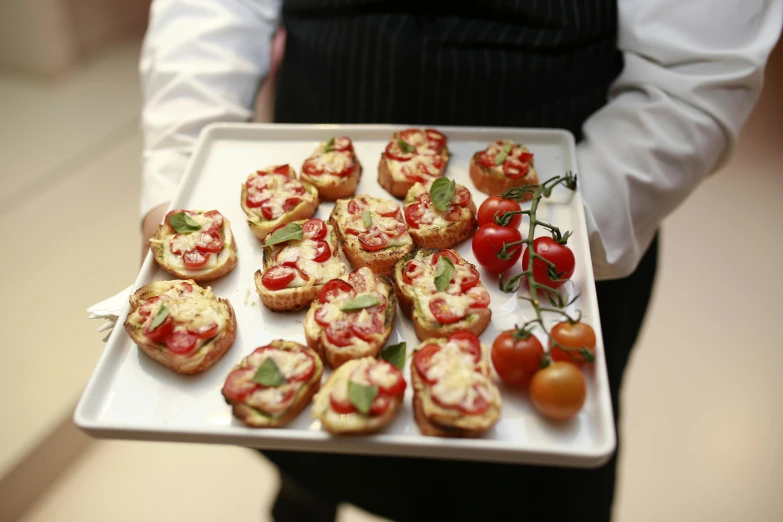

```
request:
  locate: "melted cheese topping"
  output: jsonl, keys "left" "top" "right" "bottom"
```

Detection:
{"left": 158, "top": 212, "right": 233, "bottom": 274}
{"left": 244, "top": 167, "right": 316, "bottom": 220}
{"left": 482, "top": 141, "right": 534, "bottom": 175}
{"left": 129, "top": 281, "right": 226, "bottom": 354}
{"left": 388, "top": 154, "right": 442, "bottom": 182}
{"left": 312, "top": 357, "right": 393, "bottom": 428}
{"left": 266, "top": 224, "right": 346, "bottom": 289}
{"left": 335, "top": 196, "right": 412, "bottom": 251}
{"left": 417, "top": 339, "right": 501, "bottom": 428}
{"left": 306, "top": 267, "right": 388, "bottom": 350}
{"left": 403, "top": 253, "right": 488, "bottom": 324}
{"left": 301, "top": 140, "right": 355, "bottom": 181}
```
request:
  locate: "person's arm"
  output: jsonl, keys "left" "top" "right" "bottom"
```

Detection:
{"left": 579, "top": 0, "right": 782, "bottom": 280}
{"left": 139, "top": 0, "right": 282, "bottom": 253}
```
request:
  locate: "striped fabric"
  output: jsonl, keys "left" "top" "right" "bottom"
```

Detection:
{"left": 275, "top": 0, "right": 621, "bottom": 139}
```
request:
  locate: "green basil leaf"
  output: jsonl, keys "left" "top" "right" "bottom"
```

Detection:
{"left": 149, "top": 304, "right": 169, "bottom": 331}
{"left": 348, "top": 381, "right": 378, "bottom": 415}
{"left": 381, "top": 342, "right": 406, "bottom": 371}
{"left": 253, "top": 357, "right": 286, "bottom": 387}
{"left": 494, "top": 141, "right": 514, "bottom": 166}
{"left": 265, "top": 223, "right": 303, "bottom": 246}
{"left": 434, "top": 256, "right": 456, "bottom": 292}
{"left": 430, "top": 178, "right": 455, "bottom": 212}
{"left": 362, "top": 210, "right": 373, "bottom": 229}
{"left": 324, "top": 137, "right": 335, "bottom": 152}
{"left": 168, "top": 212, "right": 201, "bottom": 233}
{"left": 397, "top": 138, "right": 416, "bottom": 153}
{"left": 340, "top": 294, "right": 381, "bottom": 312}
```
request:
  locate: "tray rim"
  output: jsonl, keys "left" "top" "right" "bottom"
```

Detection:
{"left": 74, "top": 122, "right": 615, "bottom": 468}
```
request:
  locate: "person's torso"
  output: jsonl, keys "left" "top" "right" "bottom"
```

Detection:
{"left": 275, "top": 0, "right": 621, "bottom": 138}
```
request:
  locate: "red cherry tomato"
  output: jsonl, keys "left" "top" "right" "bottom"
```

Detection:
{"left": 434, "top": 384, "right": 490, "bottom": 415}
{"left": 404, "top": 203, "right": 431, "bottom": 229}
{"left": 287, "top": 352, "right": 316, "bottom": 382}
{"left": 451, "top": 186, "right": 471, "bottom": 206}
{"left": 448, "top": 331, "right": 482, "bottom": 364}
{"left": 187, "top": 321, "right": 218, "bottom": 339}
{"left": 283, "top": 197, "right": 302, "bottom": 212}
{"left": 521, "top": 237, "right": 576, "bottom": 289}
{"left": 348, "top": 270, "right": 372, "bottom": 292}
{"left": 180, "top": 282, "right": 193, "bottom": 293}
{"left": 311, "top": 240, "right": 332, "bottom": 262}
{"left": 358, "top": 230, "right": 388, "bottom": 251}
{"left": 491, "top": 330, "right": 545, "bottom": 387}
{"left": 402, "top": 260, "right": 426, "bottom": 284}
{"left": 182, "top": 250, "right": 211, "bottom": 268}
{"left": 330, "top": 390, "right": 358, "bottom": 414}
{"left": 166, "top": 330, "right": 198, "bottom": 354}
{"left": 549, "top": 321, "right": 597, "bottom": 366}
{"left": 468, "top": 289, "right": 491, "bottom": 308}
{"left": 368, "top": 361, "right": 406, "bottom": 396}
{"left": 459, "top": 266, "right": 481, "bottom": 292}
{"left": 347, "top": 198, "right": 368, "bottom": 215}
{"left": 430, "top": 297, "right": 466, "bottom": 324}
{"left": 529, "top": 362, "right": 586, "bottom": 421}
{"left": 195, "top": 229, "right": 224, "bottom": 254}
{"left": 222, "top": 369, "right": 258, "bottom": 401}
{"left": 261, "top": 266, "right": 296, "bottom": 290}
{"left": 369, "top": 394, "right": 391, "bottom": 416}
{"left": 302, "top": 159, "right": 324, "bottom": 177}
{"left": 302, "top": 218, "right": 327, "bottom": 240}
{"left": 384, "top": 141, "right": 414, "bottom": 162}
{"left": 333, "top": 136, "right": 353, "bottom": 151}
{"left": 143, "top": 315, "right": 174, "bottom": 343}
{"left": 319, "top": 279, "right": 354, "bottom": 304}
{"left": 273, "top": 164, "right": 292, "bottom": 176}
{"left": 478, "top": 150, "right": 496, "bottom": 168}
{"left": 472, "top": 224, "right": 522, "bottom": 274}
{"left": 260, "top": 200, "right": 279, "bottom": 220}
{"left": 430, "top": 249, "right": 459, "bottom": 266}
{"left": 477, "top": 196, "right": 522, "bottom": 228}
{"left": 203, "top": 210, "right": 223, "bottom": 228}
{"left": 325, "top": 322, "right": 355, "bottom": 347}
{"left": 444, "top": 205, "right": 462, "bottom": 222}
{"left": 351, "top": 313, "right": 384, "bottom": 342}
{"left": 414, "top": 343, "right": 442, "bottom": 384}
{"left": 504, "top": 156, "right": 531, "bottom": 178}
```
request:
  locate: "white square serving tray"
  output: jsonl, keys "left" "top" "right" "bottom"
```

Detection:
{"left": 75, "top": 123, "right": 615, "bottom": 468}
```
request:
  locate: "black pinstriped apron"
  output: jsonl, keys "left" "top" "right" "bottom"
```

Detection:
{"left": 268, "top": 2, "right": 659, "bottom": 521}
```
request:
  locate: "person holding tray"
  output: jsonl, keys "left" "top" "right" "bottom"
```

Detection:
{"left": 137, "top": 1, "right": 781, "bottom": 521}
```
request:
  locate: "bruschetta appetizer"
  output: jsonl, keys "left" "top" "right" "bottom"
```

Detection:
{"left": 255, "top": 217, "right": 347, "bottom": 311}
{"left": 304, "top": 267, "right": 396, "bottom": 368}
{"left": 392, "top": 248, "right": 491, "bottom": 341}
{"left": 378, "top": 128, "right": 449, "bottom": 198}
{"left": 241, "top": 164, "right": 320, "bottom": 241}
{"left": 300, "top": 137, "right": 362, "bottom": 200}
{"left": 329, "top": 195, "right": 414, "bottom": 276}
{"left": 469, "top": 140, "right": 539, "bottom": 198}
{"left": 124, "top": 279, "right": 237, "bottom": 375}
{"left": 149, "top": 209, "right": 237, "bottom": 283}
{"left": 222, "top": 340, "right": 323, "bottom": 428}
{"left": 411, "top": 331, "right": 501, "bottom": 437}
{"left": 403, "top": 178, "right": 477, "bottom": 248}
{"left": 312, "top": 357, "right": 406, "bottom": 435}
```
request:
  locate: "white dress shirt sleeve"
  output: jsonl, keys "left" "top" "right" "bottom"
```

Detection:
{"left": 579, "top": 0, "right": 782, "bottom": 280}
{"left": 139, "top": 0, "right": 281, "bottom": 219}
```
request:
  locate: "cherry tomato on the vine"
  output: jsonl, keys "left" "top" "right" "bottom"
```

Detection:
{"left": 472, "top": 224, "right": 522, "bottom": 274}
{"left": 477, "top": 196, "right": 522, "bottom": 228}
{"left": 529, "top": 362, "right": 586, "bottom": 421}
{"left": 491, "top": 330, "right": 546, "bottom": 387}
{"left": 549, "top": 321, "right": 597, "bottom": 366}
{"left": 521, "top": 236, "right": 575, "bottom": 289}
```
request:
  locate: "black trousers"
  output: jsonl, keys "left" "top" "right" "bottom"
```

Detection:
{"left": 264, "top": 235, "right": 659, "bottom": 522}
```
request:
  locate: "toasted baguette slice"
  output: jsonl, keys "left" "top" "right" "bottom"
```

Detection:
{"left": 124, "top": 279, "right": 237, "bottom": 375}
{"left": 329, "top": 195, "right": 414, "bottom": 276}
{"left": 255, "top": 218, "right": 347, "bottom": 312}
{"left": 469, "top": 141, "right": 539, "bottom": 198}
{"left": 410, "top": 334, "right": 500, "bottom": 437}
{"left": 403, "top": 180, "right": 477, "bottom": 249}
{"left": 392, "top": 248, "right": 491, "bottom": 341}
{"left": 222, "top": 340, "right": 323, "bottom": 428}
{"left": 304, "top": 268, "right": 396, "bottom": 368}
{"left": 312, "top": 357, "right": 406, "bottom": 435}
{"left": 150, "top": 210, "right": 238, "bottom": 283}
{"left": 300, "top": 137, "right": 363, "bottom": 200}
{"left": 377, "top": 128, "right": 450, "bottom": 198}
{"left": 241, "top": 164, "right": 320, "bottom": 241}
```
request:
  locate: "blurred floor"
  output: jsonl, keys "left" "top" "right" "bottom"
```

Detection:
{"left": 0, "top": 38, "right": 781, "bottom": 522}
